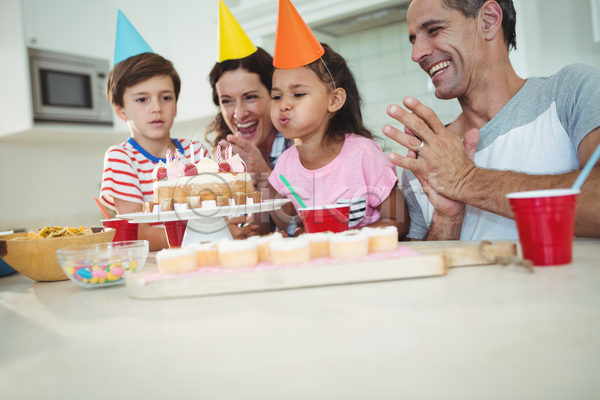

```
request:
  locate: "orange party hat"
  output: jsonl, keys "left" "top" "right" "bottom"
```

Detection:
{"left": 217, "top": 0, "right": 257, "bottom": 62}
{"left": 273, "top": 0, "right": 325, "bottom": 69}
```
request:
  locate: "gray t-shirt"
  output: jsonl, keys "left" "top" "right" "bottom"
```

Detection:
{"left": 403, "top": 63, "right": 600, "bottom": 240}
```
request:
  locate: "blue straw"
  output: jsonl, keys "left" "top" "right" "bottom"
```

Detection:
{"left": 572, "top": 143, "right": 600, "bottom": 190}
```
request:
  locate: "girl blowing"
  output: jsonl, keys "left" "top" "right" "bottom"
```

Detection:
{"left": 268, "top": 43, "right": 406, "bottom": 236}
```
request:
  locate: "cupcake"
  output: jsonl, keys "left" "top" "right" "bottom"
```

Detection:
{"left": 193, "top": 242, "right": 219, "bottom": 267}
{"left": 218, "top": 239, "right": 258, "bottom": 269}
{"left": 362, "top": 226, "right": 398, "bottom": 253}
{"left": 249, "top": 232, "right": 283, "bottom": 263}
{"left": 270, "top": 238, "right": 310, "bottom": 265}
{"left": 301, "top": 232, "right": 333, "bottom": 259}
{"left": 329, "top": 230, "right": 369, "bottom": 259}
{"left": 156, "top": 246, "right": 197, "bottom": 274}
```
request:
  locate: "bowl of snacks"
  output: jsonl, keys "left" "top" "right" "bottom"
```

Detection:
{"left": 57, "top": 240, "right": 149, "bottom": 288}
{"left": 0, "top": 226, "right": 116, "bottom": 282}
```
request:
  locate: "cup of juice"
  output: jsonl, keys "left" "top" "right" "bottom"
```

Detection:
{"left": 101, "top": 219, "right": 139, "bottom": 242}
{"left": 163, "top": 220, "right": 188, "bottom": 248}
{"left": 298, "top": 204, "right": 350, "bottom": 234}
{"left": 506, "top": 188, "right": 579, "bottom": 266}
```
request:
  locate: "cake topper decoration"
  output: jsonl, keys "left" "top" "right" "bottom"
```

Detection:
{"left": 217, "top": 0, "right": 257, "bottom": 62}
{"left": 113, "top": 10, "right": 153, "bottom": 65}
{"left": 273, "top": 0, "right": 325, "bottom": 69}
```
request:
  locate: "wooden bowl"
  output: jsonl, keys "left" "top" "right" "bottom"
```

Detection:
{"left": 0, "top": 227, "right": 116, "bottom": 282}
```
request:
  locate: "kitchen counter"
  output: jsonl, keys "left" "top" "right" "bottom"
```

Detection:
{"left": 1, "top": 239, "right": 599, "bottom": 400}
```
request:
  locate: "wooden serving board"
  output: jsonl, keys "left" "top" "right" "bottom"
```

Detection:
{"left": 125, "top": 241, "right": 517, "bottom": 300}
{"left": 126, "top": 250, "right": 445, "bottom": 300}
{"left": 404, "top": 241, "right": 518, "bottom": 268}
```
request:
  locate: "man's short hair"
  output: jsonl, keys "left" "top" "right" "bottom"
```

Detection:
{"left": 442, "top": 0, "right": 517, "bottom": 51}
{"left": 107, "top": 52, "right": 181, "bottom": 107}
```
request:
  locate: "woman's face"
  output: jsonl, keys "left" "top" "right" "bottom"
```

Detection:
{"left": 215, "top": 68, "right": 276, "bottom": 150}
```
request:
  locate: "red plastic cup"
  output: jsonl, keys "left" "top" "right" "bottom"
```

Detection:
{"left": 298, "top": 204, "right": 350, "bottom": 234}
{"left": 507, "top": 189, "right": 579, "bottom": 266}
{"left": 101, "top": 219, "right": 138, "bottom": 242}
{"left": 164, "top": 220, "right": 188, "bottom": 248}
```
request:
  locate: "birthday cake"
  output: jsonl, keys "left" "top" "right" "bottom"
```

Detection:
{"left": 144, "top": 146, "right": 261, "bottom": 212}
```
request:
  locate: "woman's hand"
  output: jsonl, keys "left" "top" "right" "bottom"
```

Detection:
{"left": 225, "top": 216, "right": 259, "bottom": 240}
{"left": 219, "top": 135, "right": 272, "bottom": 175}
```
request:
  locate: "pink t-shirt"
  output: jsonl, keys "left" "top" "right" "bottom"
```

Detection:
{"left": 269, "top": 134, "right": 398, "bottom": 227}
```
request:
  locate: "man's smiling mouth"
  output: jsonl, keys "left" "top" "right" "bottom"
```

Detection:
{"left": 429, "top": 61, "right": 450, "bottom": 77}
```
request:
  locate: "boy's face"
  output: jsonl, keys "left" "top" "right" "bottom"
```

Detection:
{"left": 114, "top": 75, "right": 177, "bottom": 141}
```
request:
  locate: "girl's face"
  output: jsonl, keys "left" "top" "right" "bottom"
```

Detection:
{"left": 215, "top": 68, "right": 276, "bottom": 150}
{"left": 271, "top": 67, "right": 333, "bottom": 142}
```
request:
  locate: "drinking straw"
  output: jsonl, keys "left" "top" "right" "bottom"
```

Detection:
{"left": 94, "top": 197, "right": 111, "bottom": 219}
{"left": 572, "top": 143, "right": 600, "bottom": 190}
{"left": 279, "top": 174, "right": 307, "bottom": 208}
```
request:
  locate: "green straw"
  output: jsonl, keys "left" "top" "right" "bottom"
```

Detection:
{"left": 279, "top": 174, "right": 307, "bottom": 208}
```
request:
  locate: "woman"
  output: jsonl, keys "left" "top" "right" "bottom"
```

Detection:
{"left": 206, "top": 47, "right": 294, "bottom": 236}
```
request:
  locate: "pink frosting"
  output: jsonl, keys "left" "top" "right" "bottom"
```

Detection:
{"left": 166, "top": 159, "right": 185, "bottom": 178}
{"left": 229, "top": 154, "right": 247, "bottom": 173}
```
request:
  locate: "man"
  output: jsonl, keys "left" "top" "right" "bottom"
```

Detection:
{"left": 383, "top": 0, "right": 600, "bottom": 240}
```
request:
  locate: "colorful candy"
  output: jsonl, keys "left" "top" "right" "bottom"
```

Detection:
{"left": 92, "top": 270, "right": 107, "bottom": 278}
{"left": 106, "top": 272, "right": 120, "bottom": 281}
{"left": 63, "top": 258, "right": 142, "bottom": 287}
{"left": 77, "top": 269, "right": 92, "bottom": 279}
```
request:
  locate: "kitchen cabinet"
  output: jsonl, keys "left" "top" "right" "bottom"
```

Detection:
{"left": 0, "top": 0, "right": 32, "bottom": 138}
{"left": 21, "top": 0, "right": 113, "bottom": 61}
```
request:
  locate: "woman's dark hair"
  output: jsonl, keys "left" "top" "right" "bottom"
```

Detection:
{"left": 442, "top": 0, "right": 517, "bottom": 51}
{"left": 206, "top": 47, "right": 274, "bottom": 150}
{"left": 303, "top": 43, "right": 374, "bottom": 145}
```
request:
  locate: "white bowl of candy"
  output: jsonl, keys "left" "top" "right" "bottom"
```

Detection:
{"left": 56, "top": 241, "right": 149, "bottom": 288}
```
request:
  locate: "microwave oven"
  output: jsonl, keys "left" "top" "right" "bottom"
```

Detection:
{"left": 28, "top": 48, "right": 113, "bottom": 126}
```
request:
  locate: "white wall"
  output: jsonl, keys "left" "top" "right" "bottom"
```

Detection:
{"left": 0, "top": 131, "right": 129, "bottom": 232}
{"left": 525, "top": 0, "right": 600, "bottom": 76}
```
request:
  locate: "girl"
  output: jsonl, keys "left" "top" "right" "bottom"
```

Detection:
{"left": 268, "top": 44, "right": 408, "bottom": 237}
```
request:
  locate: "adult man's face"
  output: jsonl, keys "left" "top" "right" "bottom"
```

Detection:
{"left": 407, "top": 0, "right": 480, "bottom": 100}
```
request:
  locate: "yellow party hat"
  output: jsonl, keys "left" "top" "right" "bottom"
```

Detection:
{"left": 217, "top": 0, "right": 258, "bottom": 62}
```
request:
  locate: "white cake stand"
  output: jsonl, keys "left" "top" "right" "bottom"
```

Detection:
{"left": 117, "top": 199, "right": 290, "bottom": 247}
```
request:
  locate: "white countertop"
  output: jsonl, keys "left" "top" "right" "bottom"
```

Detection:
{"left": 1, "top": 239, "right": 599, "bottom": 400}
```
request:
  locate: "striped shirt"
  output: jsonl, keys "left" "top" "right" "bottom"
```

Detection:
{"left": 269, "top": 131, "right": 293, "bottom": 168}
{"left": 269, "top": 131, "right": 296, "bottom": 235}
{"left": 100, "top": 138, "right": 208, "bottom": 211}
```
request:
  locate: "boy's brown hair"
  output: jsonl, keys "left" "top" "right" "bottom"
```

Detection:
{"left": 106, "top": 52, "right": 181, "bottom": 107}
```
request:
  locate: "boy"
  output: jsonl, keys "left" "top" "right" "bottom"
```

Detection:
{"left": 100, "top": 52, "right": 206, "bottom": 250}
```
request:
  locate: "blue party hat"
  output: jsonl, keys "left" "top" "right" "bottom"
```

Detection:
{"left": 113, "top": 10, "right": 153, "bottom": 65}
